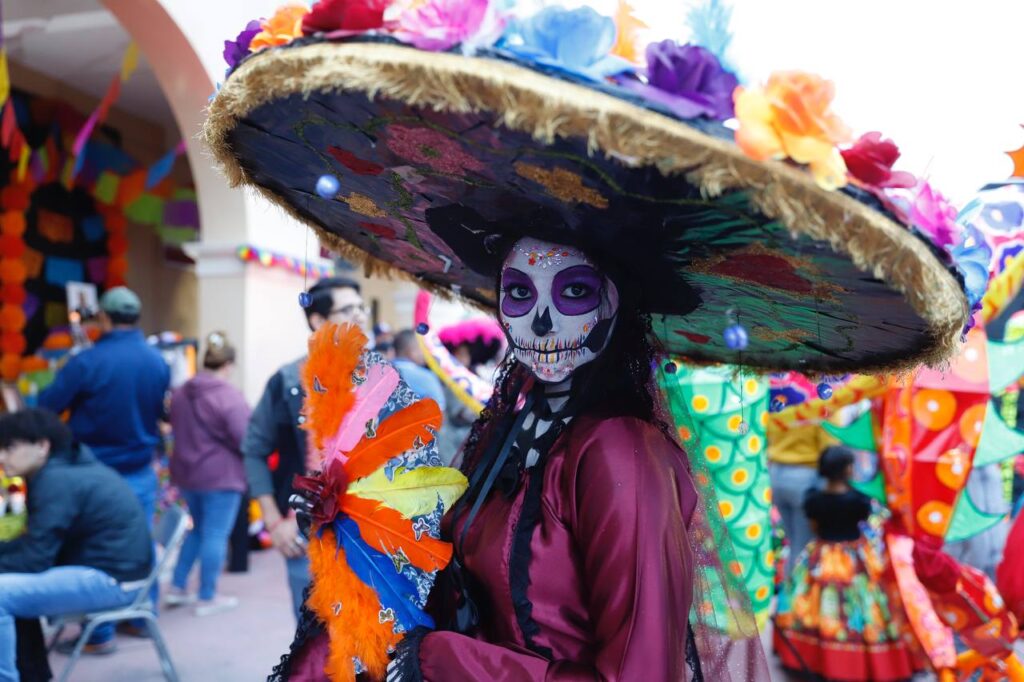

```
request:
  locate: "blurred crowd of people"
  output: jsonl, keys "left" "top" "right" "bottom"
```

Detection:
{"left": 0, "top": 277, "right": 505, "bottom": 680}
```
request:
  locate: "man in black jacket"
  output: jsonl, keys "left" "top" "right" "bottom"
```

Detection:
{"left": 243, "top": 276, "right": 371, "bottom": 620}
{"left": 0, "top": 409, "right": 153, "bottom": 671}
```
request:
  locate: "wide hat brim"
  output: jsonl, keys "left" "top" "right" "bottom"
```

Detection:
{"left": 205, "top": 38, "right": 968, "bottom": 374}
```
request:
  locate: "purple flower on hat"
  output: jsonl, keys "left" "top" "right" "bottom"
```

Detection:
{"left": 497, "top": 6, "right": 632, "bottom": 82}
{"left": 223, "top": 19, "right": 262, "bottom": 69}
{"left": 622, "top": 41, "right": 738, "bottom": 120}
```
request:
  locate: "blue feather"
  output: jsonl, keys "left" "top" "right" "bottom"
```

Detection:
{"left": 686, "top": 0, "right": 740, "bottom": 79}
{"left": 334, "top": 517, "right": 435, "bottom": 632}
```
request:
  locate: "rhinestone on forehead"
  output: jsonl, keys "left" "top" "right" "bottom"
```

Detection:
{"left": 516, "top": 243, "right": 579, "bottom": 269}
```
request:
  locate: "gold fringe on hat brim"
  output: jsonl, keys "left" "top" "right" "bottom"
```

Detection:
{"left": 204, "top": 41, "right": 968, "bottom": 373}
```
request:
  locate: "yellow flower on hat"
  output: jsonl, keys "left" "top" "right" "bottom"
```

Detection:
{"left": 734, "top": 71, "right": 852, "bottom": 190}
{"left": 249, "top": 4, "right": 309, "bottom": 52}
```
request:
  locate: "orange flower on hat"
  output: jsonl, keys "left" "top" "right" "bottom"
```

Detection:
{"left": 249, "top": 4, "right": 310, "bottom": 52}
{"left": 734, "top": 71, "right": 852, "bottom": 190}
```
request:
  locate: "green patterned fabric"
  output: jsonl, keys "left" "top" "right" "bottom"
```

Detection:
{"left": 660, "top": 364, "right": 773, "bottom": 624}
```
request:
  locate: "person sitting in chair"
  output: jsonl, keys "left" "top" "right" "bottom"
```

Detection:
{"left": 0, "top": 408, "right": 153, "bottom": 675}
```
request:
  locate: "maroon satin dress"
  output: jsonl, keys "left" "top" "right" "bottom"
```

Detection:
{"left": 419, "top": 415, "right": 698, "bottom": 681}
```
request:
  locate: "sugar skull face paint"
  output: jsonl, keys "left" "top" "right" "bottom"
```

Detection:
{"left": 499, "top": 239, "right": 619, "bottom": 383}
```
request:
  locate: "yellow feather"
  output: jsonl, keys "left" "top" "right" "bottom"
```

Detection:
{"left": 347, "top": 466, "right": 468, "bottom": 519}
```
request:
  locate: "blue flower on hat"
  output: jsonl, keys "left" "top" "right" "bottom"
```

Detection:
{"left": 950, "top": 224, "right": 992, "bottom": 309}
{"left": 496, "top": 6, "right": 632, "bottom": 82}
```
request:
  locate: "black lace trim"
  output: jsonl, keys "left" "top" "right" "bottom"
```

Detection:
{"left": 391, "top": 626, "right": 431, "bottom": 682}
{"left": 267, "top": 590, "right": 323, "bottom": 682}
{"left": 685, "top": 625, "right": 704, "bottom": 682}
{"left": 506, "top": 416, "right": 570, "bottom": 660}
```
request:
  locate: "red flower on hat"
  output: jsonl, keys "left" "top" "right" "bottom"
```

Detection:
{"left": 301, "top": 0, "right": 389, "bottom": 35}
{"left": 840, "top": 132, "right": 916, "bottom": 189}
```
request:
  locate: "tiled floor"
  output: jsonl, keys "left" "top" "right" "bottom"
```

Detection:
{"left": 46, "top": 549, "right": 296, "bottom": 681}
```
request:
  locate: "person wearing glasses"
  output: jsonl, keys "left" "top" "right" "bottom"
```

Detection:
{"left": 241, "top": 277, "right": 371, "bottom": 620}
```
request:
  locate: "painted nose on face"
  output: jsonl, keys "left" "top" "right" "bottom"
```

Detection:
{"left": 531, "top": 307, "right": 553, "bottom": 336}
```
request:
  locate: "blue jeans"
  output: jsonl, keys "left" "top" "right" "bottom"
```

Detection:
{"left": 0, "top": 567, "right": 139, "bottom": 682}
{"left": 172, "top": 490, "right": 242, "bottom": 601}
{"left": 90, "top": 464, "right": 157, "bottom": 644}
{"left": 769, "top": 462, "right": 820, "bottom": 578}
{"left": 286, "top": 555, "right": 310, "bottom": 622}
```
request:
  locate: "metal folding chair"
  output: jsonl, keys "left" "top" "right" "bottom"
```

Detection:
{"left": 48, "top": 505, "right": 190, "bottom": 682}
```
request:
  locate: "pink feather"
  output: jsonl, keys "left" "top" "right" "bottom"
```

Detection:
{"left": 323, "top": 363, "right": 400, "bottom": 466}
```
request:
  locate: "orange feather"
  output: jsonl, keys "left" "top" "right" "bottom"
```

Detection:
{"left": 342, "top": 494, "right": 453, "bottom": 572}
{"left": 307, "top": 526, "right": 400, "bottom": 681}
{"left": 345, "top": 399, "right": 442, "bottom": 481}
{"left": 301, "top": 323, "right": 367, "bottom": 452}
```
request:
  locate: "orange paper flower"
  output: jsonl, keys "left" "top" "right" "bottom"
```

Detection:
{"left": 0, "top": 305, "right": 26, "bottom": 332}
{"left": 734, "top": 71, "right": 852, "bottom": 190}
{"left": 1, "top": 354, "right": 21, "bottom": 381}
{"left": 249, "top": 5, "right": 309, "bottom": 52}
{"left": 0, "top": 259, "right": 26, "bottom": 285}
{"left": 0, "top": 212, "right": 25, "bottom": 237}
{"left": 1, "top": 333, "right": 26, "bottom": 356}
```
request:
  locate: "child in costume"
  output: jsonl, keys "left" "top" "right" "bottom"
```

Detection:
{"left": 775, "top": 446, "right": 921, "bottom": 681}
{"left": 204, "top": 2, "right": 972, "bottom": 679}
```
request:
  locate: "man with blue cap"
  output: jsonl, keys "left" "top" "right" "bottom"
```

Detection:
{"left": 38, "top": 286, "right": 169, "bottom": 653}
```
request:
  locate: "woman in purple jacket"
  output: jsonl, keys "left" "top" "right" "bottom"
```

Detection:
{"left": 166, "top": 332, "right": 251, "bottom": 616}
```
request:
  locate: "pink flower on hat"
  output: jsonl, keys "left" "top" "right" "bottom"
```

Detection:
{"left": 394, "top": 0, "right": 504, "bottom": 52}
{"left": 906, "top": 181, "right": 960, "bottom": 250}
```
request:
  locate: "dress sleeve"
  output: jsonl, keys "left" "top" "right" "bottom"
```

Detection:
{"left": 416, "top": 419, "right": 694, "bottom": 682}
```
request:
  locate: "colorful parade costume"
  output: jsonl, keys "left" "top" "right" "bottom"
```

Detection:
{"left": 775, "top": 491, "right": 923, "bottom": 681}
{"left": 205, "top": 2, "right": 971, "bottom": 680}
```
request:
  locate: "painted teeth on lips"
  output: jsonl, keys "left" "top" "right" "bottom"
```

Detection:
{"left": 514, "top": 335, "right": 586, "bottom": 354}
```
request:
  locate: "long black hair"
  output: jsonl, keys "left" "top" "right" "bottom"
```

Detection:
{"left": 458, "top": 246, "right": 671, "bottom": 476}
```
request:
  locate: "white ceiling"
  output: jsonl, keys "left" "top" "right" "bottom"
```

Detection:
{"left": 4, "top": 0, "right": 177, "bottom": 130}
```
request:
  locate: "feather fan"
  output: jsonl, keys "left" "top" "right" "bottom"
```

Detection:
{"left": 308, "top": 526, "right": 398, "bottom": 682}
{"left": 335, "top": 516, "right": 435, "bottom": 631}
{"left": 348, "top": 466, "right": 468, "bottom": 519}
{"left": 301, "top": 323, "right": 367, "bottom": 452}
{"left": 299, "top": 321, "right": 468, "bottom": 681}
{"left": 343, "top": 494, "right": 453, "bottom": 571}
{"left": 325, "top": 362, "right": 400, "bottom": 463}
{"left": 344, "top": 399, "right": 443, "bottom": 481}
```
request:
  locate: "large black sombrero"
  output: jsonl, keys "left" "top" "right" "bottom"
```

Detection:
{"left": 205, "top": 6, "right": 969, "bottom": 374}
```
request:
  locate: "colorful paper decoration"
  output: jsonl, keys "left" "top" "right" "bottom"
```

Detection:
{"left": 661, "top": 364, "right": 773, "bottom": 625}
{"left": 70, "top": 43, "right": 139, "bottom": 179}
{"left": 237, "top": 244, "right": 336, "bottom": 279}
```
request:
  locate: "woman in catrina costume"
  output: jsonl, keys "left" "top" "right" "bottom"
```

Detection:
{"left": 205, "top": 2, "right": 971, "bottom": 679}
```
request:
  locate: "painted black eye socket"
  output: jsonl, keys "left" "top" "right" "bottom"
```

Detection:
{"left": 562, "top": 283, "right": 592, "bottom": 299}
{"left": 507, "top": 285, "right": 533, "bottom": 301}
